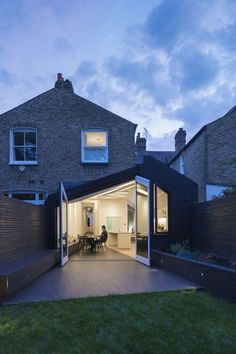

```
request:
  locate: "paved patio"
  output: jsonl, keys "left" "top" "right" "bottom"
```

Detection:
{"left": 2, "top": 249, "right": 200, "bottom": 304}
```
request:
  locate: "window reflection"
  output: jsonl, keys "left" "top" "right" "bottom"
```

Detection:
{"left": 157, "top": 187, "right": 169, "bottom": 233}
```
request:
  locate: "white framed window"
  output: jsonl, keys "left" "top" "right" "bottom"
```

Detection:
{"left": 81, "top": 129, "right": 108, "bottom": 163}
{"left": 10, "top": 128, "right": 37, "bottom": 164}
{"left": 3, "top": 191, "right": 47, "bottom": 205}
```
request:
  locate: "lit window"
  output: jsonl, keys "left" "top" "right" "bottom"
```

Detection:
{"left": 156, "top": 187, "right": 169, "bottom": 233}
{"left": 81, "top": 129, "right": 108, "bottom": 163}
{"left": 10, "top": 128, "right": 37, "bottom": 164}
{"left": 4, "top": 191, "right": 47, "bottom": 205}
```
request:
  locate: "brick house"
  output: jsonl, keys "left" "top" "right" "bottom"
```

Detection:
{"left": 169, "top": 108, "right": 236, "bottom": 201}
{"left": 0, "top": 74, "right": 137, "bottom": 204}
{"left": 0, "top": 73, "right": 199, "bottom": 291}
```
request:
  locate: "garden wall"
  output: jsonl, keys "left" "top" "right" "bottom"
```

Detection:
{"left": 192, "top": 195, "right": 236, "bottom": 259}
{"left": 152, "top": 250, "right": 236, "bottom": 303}
{"left": 0, "top": 196, "right": 48, "bottom": 263}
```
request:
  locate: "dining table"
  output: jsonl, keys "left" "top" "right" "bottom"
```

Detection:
{"left": 78, "top": 235, "right": 95, "bottom": 254}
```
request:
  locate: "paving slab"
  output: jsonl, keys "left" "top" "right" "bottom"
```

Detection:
{"left": 2, "top": 250, "right": 200, "bottom": 305}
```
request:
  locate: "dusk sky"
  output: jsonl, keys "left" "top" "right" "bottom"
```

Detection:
{"left": 1, "top": 0, "right": 236, "bottom": 150}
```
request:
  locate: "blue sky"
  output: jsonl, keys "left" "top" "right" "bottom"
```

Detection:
{"left": 1, "top": 0, "right": 236, "bottom": 150}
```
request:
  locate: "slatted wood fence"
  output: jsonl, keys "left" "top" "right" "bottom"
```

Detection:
{"left": 192, "top": 194, "right": 236, "bottom": 259}
{"left": 0, "top": 196, "right": 48, "bottom": 263}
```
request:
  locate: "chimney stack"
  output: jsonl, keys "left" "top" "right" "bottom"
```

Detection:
{"left": 175, "top": 128, "right": 186, "bottom": 153}
{"left": 55, "top": 73, "right": 74, "bottom": 92}
{"left": 135, "top": 132, "right": 147, "bottom": 164}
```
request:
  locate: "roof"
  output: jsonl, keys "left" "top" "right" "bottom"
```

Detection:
{"left": 46, "top": 166, "right": 141, "bottom": 206}
{"left": 62, "top": 181, "right": 90, "bottom": 189}
{"left": 146, "top": 151, "right": 175, "bottom": 164}
{"left": 169, "top": 104, "right": 236, "bottom": 165}
{"left": 0, "top": 83, "right": 137, "bottom": 128}
{"left": 46, "top": 155, "right": 198, "bottom": 207}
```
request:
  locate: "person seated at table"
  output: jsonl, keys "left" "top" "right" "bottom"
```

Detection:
{"left": 90, "top": 225, "right": 108, "bottom": 251}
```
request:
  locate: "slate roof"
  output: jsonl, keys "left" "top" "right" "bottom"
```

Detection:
{"left": 146, "top": 151, "right": 175, "bottom": 164}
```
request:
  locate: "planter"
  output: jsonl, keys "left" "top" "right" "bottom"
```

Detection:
{"left": 151, "top": 250, "right": 236, "bottom": 303}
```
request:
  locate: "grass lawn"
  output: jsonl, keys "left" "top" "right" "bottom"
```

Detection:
{"left": 0, "top": 290, "right": 235, "bottom": 354}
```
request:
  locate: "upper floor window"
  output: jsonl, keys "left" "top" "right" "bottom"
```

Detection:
{"left": 10, "top": 128, "right": 37, "bottom": 164}
{"left": 81, "top": 129, "right": 108, "bottom": 163}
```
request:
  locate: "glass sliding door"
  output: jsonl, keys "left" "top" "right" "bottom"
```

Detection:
{"left": 59, "top": 182, "right": 69, "bottom": 266}
{"left": 135, "top": 176, "right": 150, "bottom": 266}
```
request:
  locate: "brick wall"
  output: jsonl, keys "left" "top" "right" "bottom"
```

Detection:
{"left": 152, "top": 251, "right": 236, "bottom": 302}
{"left": 170, "top": 109, "right": 236, "bottom": 202}
{"left": 207, "top": 110, "right": 236, "bottom": 186}
{"left": 0, "top": 87, "right": 137, "bottom": 195}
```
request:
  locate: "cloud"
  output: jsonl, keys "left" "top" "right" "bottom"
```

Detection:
{"left": 177, "top": 52, "right": 219, "bottom": 90}
{"left": 143, "top": 0, "right": 202, "bottom": 50}
{"left": 52, "top": 37, "right": 75, "bottom": 55}
{"left": 1, "top": 0, "right": 236, "bottom": 152}
{"left": 0, "top": 68, "right": 17, "bottom": 86}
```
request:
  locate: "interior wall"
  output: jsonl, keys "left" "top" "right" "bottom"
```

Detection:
{"left": 68, "top": 201, "right": 83, "bottom": 237}
{"left": 97, "top": 198, "right": 128, "bottom": 233}
{"left": 128, "top": 188, "right": 135, "bottom": 208}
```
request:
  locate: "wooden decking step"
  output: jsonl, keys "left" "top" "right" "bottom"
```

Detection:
{"left": 0, "top": 250, "right": 58, "bottom": 297}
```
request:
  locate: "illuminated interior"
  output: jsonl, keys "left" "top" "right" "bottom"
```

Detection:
{"left": 57, "top": 181, "right": 170, "bottom": 259}
{"left": 58, "top": 180, "right": 137, "bottom": 258}
{"left": 157, "top": 187, "right": 169, "bottom": 232}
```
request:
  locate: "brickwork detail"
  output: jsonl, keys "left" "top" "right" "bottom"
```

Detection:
{"left": 0, "top": 85, "right": 137, "bottom": 195}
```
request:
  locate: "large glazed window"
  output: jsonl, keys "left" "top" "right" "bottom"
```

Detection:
{"left": 81, "top": 129, "right": 108, "bottom": 163}
{"left": 10, "top": 128, "right": 37, "bottom": 164}
{"left": 157, "top": 187, "right": 169, "bottom": 233}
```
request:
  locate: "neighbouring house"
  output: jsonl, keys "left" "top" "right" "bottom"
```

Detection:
{"left": 169, "top": 107, "right": 236, "bottom": 202}
{"left": 138, "top": 107, "right": 236, "bottom": 202}
{"left": 0, "top": 73, "right": 137, "bottom": 204}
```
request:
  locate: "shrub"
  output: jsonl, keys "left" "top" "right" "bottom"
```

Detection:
{"left": 170, "top": 243, "right": 182, "bottom": 255}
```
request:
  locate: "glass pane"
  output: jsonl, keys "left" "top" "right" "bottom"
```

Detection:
{"left": 39, "top": 193, "right": 45, "bottom": 200}
{"left": 136, "top": 183, "right": 148, "bottom": 259}
{"left": 25, "top": 131, "right": 36, "bottom": 146}
{"left": 62, "top": 198, "right": 67, "bottom": 258}
{"left": 13, "top": 132, "right": 24, "bottom": 146}
{"left": 157, "top": 187, "right": 168, "bottom": 232}
{"left": 25, "top": 147, "right": 36, "bottom": 161}
{"left": 12, "top": 193, "right": 36, "bottom": 200}
{"left": 14, "top": 147, "right": 24, "bottom": 161}
{"left": 85, "top": 131, "right": 106, "bottom": 147}
{"left": 84, "top": 148, "right": 107, "bottom": 162}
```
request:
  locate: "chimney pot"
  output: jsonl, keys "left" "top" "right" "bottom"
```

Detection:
{"left": 57, "top": 73, "right": 64, "bottom": 81}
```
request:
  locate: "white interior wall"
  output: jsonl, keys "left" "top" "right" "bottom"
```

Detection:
{"left": 128, "top": 187, "right": 135, "bottom": 208}
{"left": 68, "top": 201, "right": 83, "bottom": 237}
{"left": 97, "top": 198, "right": 128, "bottom": 233}
{"left": 66, "top": 193, "right": 132, "bottom": 237}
